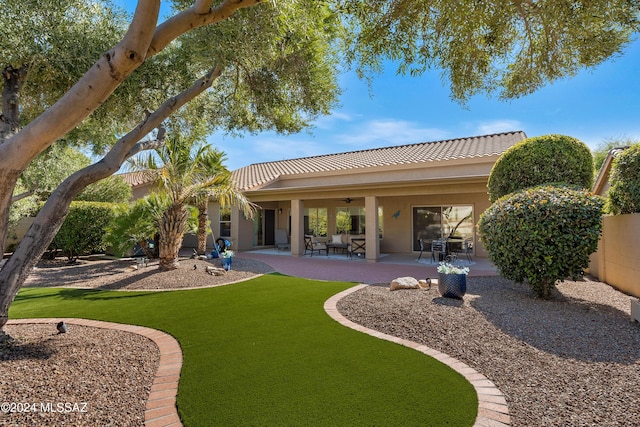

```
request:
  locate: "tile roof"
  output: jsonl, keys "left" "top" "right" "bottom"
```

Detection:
{"left": 232, "top": 131, "right": 526, "bottom": 191}
{"left": 118, "top": 170, "right": 157, "bottom": 188}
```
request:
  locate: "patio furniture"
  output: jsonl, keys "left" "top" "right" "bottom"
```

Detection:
{"left": 304, "top": 235, "right": 328, "bottom": 256}
{"left": 417, "top": 238, "right": 427, "bottom": 261}
{"left": 349, "top": 238, "right": 366, "bottom": 258}
{"left": 327, "top": 234, "right": 349, "bottom": 256}
{"left": 274, "top": 229, "right": 290, "bottom": 251}
{"left": 455, "top": 238, "right": 473, "bottom": 263}
{"left": 431, "top": 239, "right": 446, "bottom": 262}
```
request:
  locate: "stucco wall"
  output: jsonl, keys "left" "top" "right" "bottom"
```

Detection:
{"left": 589, "top": 214, "right": 640, "bottom": 298}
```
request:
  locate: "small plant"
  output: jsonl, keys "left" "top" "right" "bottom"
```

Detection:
{"left": 437, "top": 262, "right": 469, "bottom": 275}
{"left": 221, "top": 250, "right": 234, "bottom": 258}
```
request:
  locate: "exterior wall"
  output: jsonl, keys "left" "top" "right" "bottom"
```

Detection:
{"left": 589, "top": 213, "right": 640, "bottom": 298}
{"left": 6, "top": 217, "right": 35, "bottom": 249}
{"left": 229, "top": 190, "right": 492, "bottom": 258}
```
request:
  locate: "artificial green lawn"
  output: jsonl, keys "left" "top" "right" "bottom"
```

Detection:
{"left": 10, "top": 274, "right": 477, "bottom": 426}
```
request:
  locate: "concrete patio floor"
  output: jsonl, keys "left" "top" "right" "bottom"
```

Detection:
{"left": 237, "top": 249, "right": 498, "bottom": 284}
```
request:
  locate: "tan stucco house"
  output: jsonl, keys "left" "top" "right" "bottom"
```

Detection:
{"left": 179, "top": 130, "right": 526, "bottom": 261}
{"left": 123, "top": 130, "right": 526, "bottom": 261}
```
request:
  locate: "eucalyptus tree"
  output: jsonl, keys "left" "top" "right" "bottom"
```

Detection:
{"left": 338, "top": 0, "right": 639, "bottom": 103}
{"left": 0, "top": 0, "right": 133, "bottom": 144}
{"left": 0, "top": 1, "right": 341, "bottom": 331}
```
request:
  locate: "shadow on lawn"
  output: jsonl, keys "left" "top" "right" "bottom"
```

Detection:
{"left": 14, "top": 288, "right": 153, "bottom": 303}
{"left": 468, "top": 277, "right": 640, "bottom": 364}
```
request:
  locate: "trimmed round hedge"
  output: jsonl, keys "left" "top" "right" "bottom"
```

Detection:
{"left": 478, "top": 185, "right": 604, "bottom": 298}
{"left": 606, "top": 144, "right": 640, "bottom": 214}
{"left": 487, "top": 134, "right": 594, "bottom": 202}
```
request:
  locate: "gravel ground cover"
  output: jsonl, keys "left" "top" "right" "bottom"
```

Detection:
{"left": 5, "top": 256, "right": 640, "bottom": 426}
{"left": 1, "top": 324, "right": 159, "bottom": 426}
{"left": 337, "top": 276, "right": 640, "bottom": 427}
{"left": 24, "top": 256, "right": 275, "bottom": 290}
{"left": 3, "top": 255, "right": 273, "bottom": 427}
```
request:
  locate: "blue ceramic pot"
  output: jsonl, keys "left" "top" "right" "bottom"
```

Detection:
{"left": 438, "top": 273, "right": 467, "bottom": 299}
{"left": 221, "top": 257, "right": 232, "bottom": 271}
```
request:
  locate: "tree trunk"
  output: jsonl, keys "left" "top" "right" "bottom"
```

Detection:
{"left": 197, "top": 200, "right": 209, "bottom": 255}
{"left": 1, "top": 66, "right": 25, "bottom": 142}
{"left": 158, "top": 203, "right": 188, "bottom": 271}
{"left": 0, "top": 67, "right": 222, "bottom": 332}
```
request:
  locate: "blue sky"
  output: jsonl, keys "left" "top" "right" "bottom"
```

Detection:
{"left": 119, "top": 1, "right": 640, "bottom": 171}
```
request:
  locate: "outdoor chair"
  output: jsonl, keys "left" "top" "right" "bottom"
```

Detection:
{"left": 431, "top": 238, "right": 446, "bottom": 263}
{"left": 417, "top": 238, "right": 427, "bottom": 260}
{"left": 349, "top": 238, "right": 366, "bottom": 258}
{"left": 274, "top": 229, "right": 290, "bottom": 251}
{"left": 457, "top": 238, "right": 473, "bottom": 263}
{"left": 304, "top": 235, "right": 327, "bottom": 256}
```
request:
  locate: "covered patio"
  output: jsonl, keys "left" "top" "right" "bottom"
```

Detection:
{"left": 219, "top": 131, "right": 526, "bottom": 263}
{"left": 238, "top": 249, "right": 497, "bottom": 284}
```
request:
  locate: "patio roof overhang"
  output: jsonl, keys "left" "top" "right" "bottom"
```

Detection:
{"left": 244, "top": 157, "right": 496, "bottom": 202}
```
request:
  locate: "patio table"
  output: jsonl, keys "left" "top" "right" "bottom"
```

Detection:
{"left": 326, "top": 242, "right": 349, "bottom": 255}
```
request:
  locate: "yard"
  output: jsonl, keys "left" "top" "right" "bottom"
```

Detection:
{"left": 3, "top": 254, "right": 640, "bottom": 426}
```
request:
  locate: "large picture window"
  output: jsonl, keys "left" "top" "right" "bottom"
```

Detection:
{"left": 304, "top": 208, "right": 327, "bottom": 236}
{"left": 412, "top": 206, "right": 473, "bottom": 251}
{"left": 335, "top": 206, "right": 384, "bottom": 237}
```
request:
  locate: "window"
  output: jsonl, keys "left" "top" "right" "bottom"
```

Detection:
{"left": 304, "top": 208, "right": 327, "bottom": 236}
{"left": 335, "top": 206, "right": 384, "bottom": 238}
{"left": 219, "top": 206, "right": 231, "bottom": 237}
{"left": 412, "top": 206, "right": 473, "bottom": 251}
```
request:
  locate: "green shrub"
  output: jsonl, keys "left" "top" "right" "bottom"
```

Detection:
{"left": 488, "top": 134, "right": 594, "bottom": 202}
{"left": 606, "top": 144, "right": 640, "bottom": 214}
{"left": 478, "top": 185, "right": 604, "bottom": 298}
{"left": 75, "top": 175, "right": 132, "bottom": 203}
{"left": 51, "top": 201, "right": 118, "bottom": 262}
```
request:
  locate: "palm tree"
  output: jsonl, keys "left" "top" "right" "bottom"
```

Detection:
{"left": 130, "top": 134, "right": 255, "bottom": 271}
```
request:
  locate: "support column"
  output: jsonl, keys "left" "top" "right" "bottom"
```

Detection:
{"left": 290, "top": 199, "right": 304, "bottom": 257}
{"left": 365, "top": 196, "right": 380, "bottom": 262}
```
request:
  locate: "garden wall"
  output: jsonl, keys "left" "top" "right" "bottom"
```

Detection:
{"left": 589, "top": 213, "right": 640, "bottom": 298}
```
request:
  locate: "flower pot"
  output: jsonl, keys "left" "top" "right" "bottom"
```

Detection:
{"left": 221, "top": 257, "right": 232, "bottom": 271}
{"left": 438, "top": 273, "right": 467, "bottom": 299}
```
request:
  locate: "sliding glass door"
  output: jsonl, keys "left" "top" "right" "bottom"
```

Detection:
{"left": 412, "top": 206, "right": 473, "bottom": 251}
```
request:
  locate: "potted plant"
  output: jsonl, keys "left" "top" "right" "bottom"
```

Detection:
{"left": 437, "top": 262, "right": 470, "bottom": 299}
{"left": 220, "top": 250, "right": 234, "bottom": 271}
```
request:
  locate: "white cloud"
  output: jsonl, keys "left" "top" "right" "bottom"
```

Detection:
{"left": 334, "top": 119, "right": 449, "bottom": 148}
{"left": 313, "top": 110, "right": 358, "bottom": 129}
{"left": 475, "top": 120, "right": 523, "bottom": 135}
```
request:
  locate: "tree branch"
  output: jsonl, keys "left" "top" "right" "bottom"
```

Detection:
{"left": 9, "top": 190, "right": 35, "bottom": 204}
{"left": 0, "top": 0, "right": 160, "bottom": 172}
{"left": 0, "top": 65, "right": 224, "bottom": 320}
{"left": 149, "top": 0, "right": 265, "bottom": 56}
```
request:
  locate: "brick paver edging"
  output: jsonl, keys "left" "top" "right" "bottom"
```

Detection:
{"left": 324, "top": 285, "right": 511, "bottom": 427}
{"left": 7, "top": 318, "right": 183, "bottom": 427}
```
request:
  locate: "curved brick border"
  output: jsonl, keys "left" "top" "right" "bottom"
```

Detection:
{"left": 7, "top": 318, "right": 183, "bottom": 427}
{"left": 324, "top": 285, "right": 511, "bottom": 427}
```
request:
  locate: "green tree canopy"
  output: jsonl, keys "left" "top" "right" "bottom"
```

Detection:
{"left": 338, "top": 0, "right": 640, "bottom": 102}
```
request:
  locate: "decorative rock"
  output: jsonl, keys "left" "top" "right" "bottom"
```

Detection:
{"left": 390, "top": 276, "right": 420, "bottom": 291}
{"left": 418, "top": 278, "right": 435, "bottom": 289}
{"left": 205, "top": 266, "right": 226, "bottom": 276}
